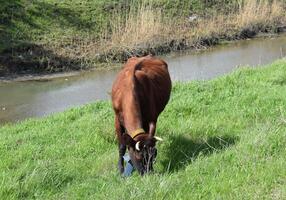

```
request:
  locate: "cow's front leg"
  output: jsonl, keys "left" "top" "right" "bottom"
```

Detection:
{"left": 118, "top": 143, "right": 126, "bottom": 174}
{"left": 115, "top": 115, "right": 126, "bottom": 174}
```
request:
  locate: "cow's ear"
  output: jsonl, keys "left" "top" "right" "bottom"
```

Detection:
{"left": 122, "top": 134, "right": 135, "bottom": 148}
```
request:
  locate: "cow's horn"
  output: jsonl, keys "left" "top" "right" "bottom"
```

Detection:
{"left": 154, "top": 136, "right": 163, "bottom": 141}
{"left": 135, "top": 141, "right": 140, "bottom": 151}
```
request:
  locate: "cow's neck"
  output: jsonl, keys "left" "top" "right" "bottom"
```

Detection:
{"left": 123, "top": 77, "right": 144, "bottom": 137}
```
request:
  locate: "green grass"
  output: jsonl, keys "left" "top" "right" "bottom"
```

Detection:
{"left": 1, "top": 59, "right": 286, "bottom": 199}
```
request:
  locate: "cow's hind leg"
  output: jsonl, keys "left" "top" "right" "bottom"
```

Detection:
{"left": 115, "top": 115, "right": 126, "bottom": 174}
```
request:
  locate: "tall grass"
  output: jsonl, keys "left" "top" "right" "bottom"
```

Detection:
{"left": 97, "top": 2, "right": 167, "bottom": 57}
{"left": 108, "top": 3, "right": 164, "bottom": 47}
{"left": 94, "top": 0, "right": 286, "bottom": 61}
{"left": 235, "top": 0, "right": 284, "bottom": 29}
{"left": 192, "top": 0, "right": 285, "bottom": 41}
{"left": 47, "top": 0, "right": 286, "bottom": 60}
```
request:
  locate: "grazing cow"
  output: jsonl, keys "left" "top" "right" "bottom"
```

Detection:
{"left": 111, "top": 55, "right": 171, "bottom": 175}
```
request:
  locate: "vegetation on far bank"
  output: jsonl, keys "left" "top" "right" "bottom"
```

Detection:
{"left": 0, "top": 0, "right": 286, "bottom": 75}
{"left": 0, "top": 59, "right": 286, "bottom": 199}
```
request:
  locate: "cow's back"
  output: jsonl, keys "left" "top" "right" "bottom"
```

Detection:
{"left": 134, "top": 57, "right": 171, "bottom": 121}
{"left": 111, "top": 56, "right": 171, "bottom": 131}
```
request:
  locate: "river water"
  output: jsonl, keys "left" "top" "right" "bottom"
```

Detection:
{"left": 0, "top": 34, "right": 286, "bottom": 124}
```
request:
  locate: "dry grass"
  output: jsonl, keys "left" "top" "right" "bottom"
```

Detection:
{"left": 96, "top": 2, "right": 177, "bottom": 58}
{"left": 106, "top": 4, "right": 165, "bottom": 48}
{"left": 43, "top": 0, "right": 286, "bottom": 64}
{"left": 189, "top": 0, "right": 286, "bottom": 43}
{"left": 95, "top": 0, "right": 285, "bottom": 61}
{"left": 235, "top": 0, "right": 285, "bottom": 29}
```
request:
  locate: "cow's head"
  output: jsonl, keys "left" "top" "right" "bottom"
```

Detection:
{"left": 122, "top": 123, "right": 162, "bottom": 175}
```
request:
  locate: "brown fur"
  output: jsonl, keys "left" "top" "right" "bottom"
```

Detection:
{"left": 111, "top": 55, "right": 171, "bottom": 174}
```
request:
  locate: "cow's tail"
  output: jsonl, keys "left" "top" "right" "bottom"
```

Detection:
{"left": 132, "top": 59, "right": 143, "bottom": 83}
{"left": 134, "top": 62, "right": 141, "bottom": 74}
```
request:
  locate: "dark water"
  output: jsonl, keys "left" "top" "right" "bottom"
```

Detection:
{"left": 0, "top": 35, "right": 286, "bottom": 124}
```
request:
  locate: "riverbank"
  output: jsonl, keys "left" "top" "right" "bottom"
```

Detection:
{"left": 0, "top": 32, "right": 285, "bottom": 82}
{"left": 1, "top": 0, "right": 285, "bottom": 77}
{"left": 0, "top": 59, "right": 286, "bottom": 198}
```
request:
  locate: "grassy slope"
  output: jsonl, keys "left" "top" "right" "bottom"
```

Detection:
{"left": 1, "top": 59, "right": 286, "bottom": 199}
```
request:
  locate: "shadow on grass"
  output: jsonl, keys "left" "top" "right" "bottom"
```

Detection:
{"left": 161, "top": 135, "right": 238, "bottom": 173}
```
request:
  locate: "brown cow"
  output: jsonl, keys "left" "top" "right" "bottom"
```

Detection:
{"left": 111, "top": 55, "right": 171, "bottom": 175}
